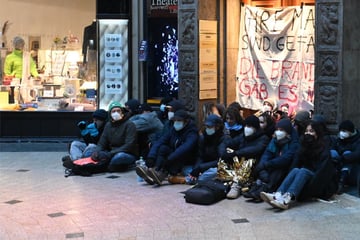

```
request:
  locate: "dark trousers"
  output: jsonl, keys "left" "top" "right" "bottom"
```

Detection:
{"left": 258, "top": 168, "right": 288, "bottom": 192}
{"left": 154, "top": 145, "right": 183, "bottom": 175}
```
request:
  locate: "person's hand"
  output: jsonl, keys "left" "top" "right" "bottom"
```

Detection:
{"left": 91, "top": 151, "right": 111, "bottom": 161}
{"left": 190, "top": 167, "right": 201, "bottom": 178}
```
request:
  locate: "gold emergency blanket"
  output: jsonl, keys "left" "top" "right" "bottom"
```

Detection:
{"left": 216, "top": 156, "right": 256, "bottom": 186}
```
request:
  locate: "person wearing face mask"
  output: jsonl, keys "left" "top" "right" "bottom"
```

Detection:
{"left": 224, "top": 106, "right": 244, "bottom": 138}
{"left": 156, "top": 96, "right": 173, "bottom": 124}
{"left": 182, "top": 114, "right": 230, "bottom": 185}
{"left": 330, "top": 120, "right": 360, "bottom": 195}
{"left": 255, "top": 98, "right": 277, "bottom": 118}
{"left": 220, "top": 115, "right": 270, "bottom": 199}
{"left": 136, "top": 109, "right": 198, "bottom": 186}
{"left": 260, "top": 120, "right": 338, "bottom": 210}
{"left": 61, "top": 109, "right": 108, "bottom": 162}
{"left": 259, "top": 112, "right": 276, "bottom": 139}
{"left": 243, "top": 118, "right": 299, "bottom": 201}
{"left": 91, "top": 101, "right": 138, "bottom": 172}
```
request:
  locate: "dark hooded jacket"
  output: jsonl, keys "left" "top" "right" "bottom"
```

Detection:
{"left": 147, "top": 120, "right": 198, "bottom": 166}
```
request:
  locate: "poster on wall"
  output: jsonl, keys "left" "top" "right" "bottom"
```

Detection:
{"left": 98, "top": 20, "right": 128, "bottom": 110}
{"left": 236, "top": 5, "right": 315, "bottom": 112}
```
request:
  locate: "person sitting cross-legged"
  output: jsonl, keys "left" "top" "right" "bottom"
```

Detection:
{"left": 135, "top": 109, "right": 199, "bottom": 186}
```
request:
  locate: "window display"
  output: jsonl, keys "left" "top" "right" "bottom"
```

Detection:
{"left": 0, "top": 47, "right": 97, "bottom": 112}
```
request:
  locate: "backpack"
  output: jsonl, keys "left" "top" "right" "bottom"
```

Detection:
{"left": 184, "top": 179, "right": 230, "bottom": 205}
{"left": 63, "top": 157, "right": 110, "bottom": 177}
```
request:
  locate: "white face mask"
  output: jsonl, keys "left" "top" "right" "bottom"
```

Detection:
{"left": 263, "top": 105, "right": 272, "bottom": 112}
{"left": 244, "top": 126, "right": 255, "bottom": 137}
{"left": 168, "top": 111, "right": 174, "bottom": 120}
{"left": 205, "top": 127, "right": 216, "bottom": 136}
{"left": 111, "top": 112, "right": 122, "bottom": 121}
{"left": 173, "top": 121, "right": 184, "bottom": 131}
{"left": 339, "top": 131, "right": 351, "bottom": 140}
{"left": 275, "top": 130, "right": 287, "bottom": 140}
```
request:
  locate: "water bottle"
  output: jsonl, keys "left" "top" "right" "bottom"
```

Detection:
{"left": 135, "top": 156, "right": 146, "bottom": 182}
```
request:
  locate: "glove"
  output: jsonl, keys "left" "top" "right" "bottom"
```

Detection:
{"left": 81, "top": 123, "right": 99, "bottom": 137}
{"left": 222, "top": 152, "right": 236, "bottom": 164}
{"left": 190, "top": 167, "right": 201, "bottom": 177}
{"left": 77, "top": 121, "right": 87, "bottom": 130}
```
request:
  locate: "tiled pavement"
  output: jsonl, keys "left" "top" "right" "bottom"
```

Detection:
{"left": 1, "top": 151, "right": 360, "bottom": 239}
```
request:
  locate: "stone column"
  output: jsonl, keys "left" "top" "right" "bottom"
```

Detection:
{"left": 177, "top": 0, "right": 199, "bottom": 117}
{"left": 315, "top": 0, "right": 343, "bottom": 132}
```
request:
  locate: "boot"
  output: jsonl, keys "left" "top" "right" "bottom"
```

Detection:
{"left": 337, "top": 170, "right": 349, "bottom": 195}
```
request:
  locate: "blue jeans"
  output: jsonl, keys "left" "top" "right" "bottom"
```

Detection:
{"left": 185, "top": 167, "right": 217, "bottom": 184}
{"left": 70, "top": 141, "right": 97, "bottom": 160}
{"left": 109, "top": 152, "right": 136, "bottom": 167}
{"left": 277, "top": 167, "right": 314, "bottom": 198}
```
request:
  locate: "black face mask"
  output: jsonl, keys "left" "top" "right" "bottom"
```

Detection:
{"left": 303, "top": 134, "right": 316, "bottom": 145}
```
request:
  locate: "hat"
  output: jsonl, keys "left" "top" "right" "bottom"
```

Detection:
{"left": 294, "top": 110, "right": 310, "bottom": 122}
{"left": 92, "top": 109, "right": 107, "bottom": 121}
{"left": 125, "top": 99, "right": 140, "bottom": 113}
{"left": 139, "top": 103, "right": 153, "bottom": 112}
{"left": 244, "top": 115, "right": 260, "bottom": 129}
{"left": 275, "top": 118, "right": 292, "bottom": 135}
{"left": 171, "top": 109, "right": 189, "bottom": 121}
{"left": 339, "top": 120, "right": 355, "bottom": 133}
{"left": 13, "top": 36, "right": 25, "bottom": 49}
{"left": 205, "top": 114, "right": 223, "bottom": 127}
{"left": 167, "top": 100, "right": 185, "bottom": 112}
{"left": 264, "top": 98, "right": 277, "bottom": 109}
{"left": 108, "top": 101, "right": 123, "bottom": 112}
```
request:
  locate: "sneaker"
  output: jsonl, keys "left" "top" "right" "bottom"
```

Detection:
{"left": 242, "top": 184, "right": 260, "bottom": 198}
{"left": 147, "top": 168, "right": 168, "bottom": 185}
{"left": 168, "top": 175, "right": 186, "bottom": 184}
{"left": 135, "top": 165, "right": 155, "bottom": 185}
{"left": 227, "top": 183, "right": 241, "bottom": 199}
{"left": 269, "top": 192, "right": 293, "bottom": 210}
{"left": 62, "top": 155, "right": 72, "bottom": 162}
{"left": 260, "top": 191, "right": 282, "bottom": 203}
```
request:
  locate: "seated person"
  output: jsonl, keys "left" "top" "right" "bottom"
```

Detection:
{"left": 62, "top": 109, "right": 107, "bottom": 162}
{"left": 219, "top": 115, "right": 270, "bottom": 199}
{"left": 130, "top": 103, "right": 164, "bottom": 157}
{"left": 135, "top": 109, "right": 198, "bottom": 186}
{"left": 223, "top": 106, "right": 244, "bottom": 138}
{"left": 331, "top": 120, "right": 360, "bottom": 195}
{"left": 185, "top": 114, "right": 230, "bottom": 184}
{"left": 243, "top": 118, "right": 299, "bottom": 201}
{"left": 92, "top": 101, "right": 138, "bottom": 172}
{"left": 261, "top": 120, "right": 338, "bottom": 210}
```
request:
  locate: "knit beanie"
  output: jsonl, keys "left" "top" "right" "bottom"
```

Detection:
{"left": 92, "top": 109, "right": 108, "bottom": 121}
{"left": 244, "top": 115, "right": 260, "bottom": 129}
{"left": 264, "top": 98, "right": 276, "bottom": 110}
{"left": 167, "top": 100, "right": 185, "bottom": 112}
{"left": 339, "top": 120, "right": 355, "bottom": 133}
{"left": 275, "top": 118, "right": 292, "bottom": 135}
{"left": 125, "top": 99, "right": 141, "bottom": 113}
{"left": 294, "top": 110, "right": 310, "bottom": 122}
{"left": 108, "top": 101, "right": 123, "bottom": 112}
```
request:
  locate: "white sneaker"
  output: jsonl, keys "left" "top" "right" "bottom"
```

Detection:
{"left": 260, "top": 191, "right": 282, "bottom": 203}
{"left": 227, "top": 183, "right": 241, "bottom": 199}
{"left": 269, "top": 192, "right": 293, "bottom": 210}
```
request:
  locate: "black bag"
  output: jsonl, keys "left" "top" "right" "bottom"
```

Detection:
{"left": 63, "top": 157, "right": 110, "bottom": 177}
{"left": 184, "top": 180, "right": 230, "bottom": 205}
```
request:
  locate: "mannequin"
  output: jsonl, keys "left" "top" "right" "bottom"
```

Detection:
{"left": 82, "top": 20, "right": 97, "bottom": 63}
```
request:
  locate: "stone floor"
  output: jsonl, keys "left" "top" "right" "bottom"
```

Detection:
{"left": 0, "top": 150, "right": 360, "bottom": 239}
